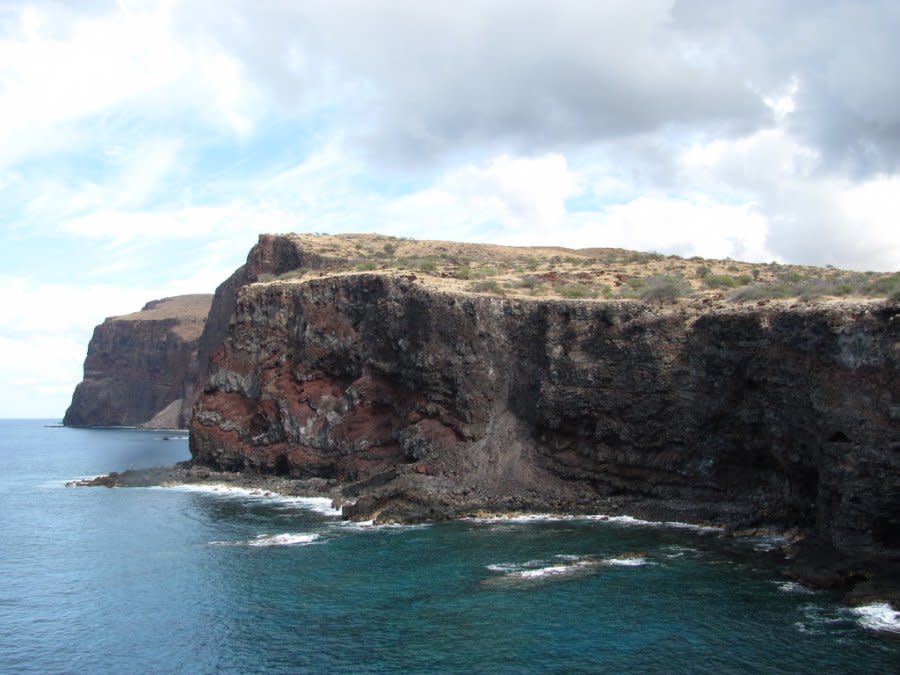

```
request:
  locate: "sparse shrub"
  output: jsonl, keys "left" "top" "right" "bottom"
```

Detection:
{"left": 639, "top": 275, "right": 689, "bottom": 305}
{"left": 696, "top": 265, "right": 712, "bottom": 278}
{"left": 736, "top": 274, "right": 752, "bottom": 285}
{"left": 557, "top": 283, "right": 595, "bottom": 299}
{"left": 797, "top": 279, "right": 830, "bottom": 301}
{"left": 867, "top": 272, "right": 900, "bottom": 299}
{"left": 383, "top": 243, "right": 397, "bottom": 256}
{"left": 417, "top": 259, "right": 437, "bottom": 273}
{"left": 356, "top": 261, "right": 377, "bottom": 271}
{"left": 454, "top": 266, "right": 472, "bottom": 280}
{"left": 704, "top": 274, "right": 737, "bottom": 289}
{"left": 729, "top": 284, "right": 789, "bottom": 302}
{"left": 468, "top": 279, "right": 505, "bottom": 295}
{"left": 516, "top": 275, "right": 542, "bottom": 290}
{"left": 834, "top": 284, "right": 854, "bottom": 296}
{"left": 779, "top": 270, "right": 804, "bottom": 283}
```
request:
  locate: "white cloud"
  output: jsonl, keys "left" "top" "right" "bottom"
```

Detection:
{"left": 0, "top": 1, "right": 259, "bottom": 171}
{"left": 569, "top": 195, "right": 772, "bottom": 261}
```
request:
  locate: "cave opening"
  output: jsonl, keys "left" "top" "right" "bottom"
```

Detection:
{"left": 274, "top": 454, "right": 291, "bottom": 476}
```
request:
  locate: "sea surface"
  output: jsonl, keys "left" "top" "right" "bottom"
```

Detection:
{"left": 0, "top": 419, "right": 898, "bottom": 673}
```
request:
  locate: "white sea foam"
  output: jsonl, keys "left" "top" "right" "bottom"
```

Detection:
{"left": 513, "top": 563, "right": 591, "bottom": 579}
{"left": 774, "top": 581, "right": 815, "bottom": 594}
{"left": 469, "top": 513, "right": 577, "bottom": 525}
{"left": 469, "top": 512, "right": 722, "bottom": 533}
{"left": 605, "top": 556, "right": 647, "bottom": 567}
{"left": 582, "top": 514, "right": 723, "bottom": 533}
{"left": 164, "top": 483, "right": 341, "bottom": 515}
{"left": 335, "top": 520, "right": 432, "bottom": 532}
{"left": 486, "top": 554, "right": 647, "bottom": 584}
{"left": 851, "top": 603, "right": 900, "bottom": 634}
{"left": 210, "top": 533, "right": 321, "bottom": 547}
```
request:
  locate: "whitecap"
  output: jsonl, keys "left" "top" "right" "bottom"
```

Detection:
{"left": 485, "top": 553, "right": 647, "bottom": 584}
{"left": 774, "top": 581, "right": 815, "bottom": 594}
{"left": 164, "top": 483, "right": 341, "bottom": 515}
{"left": 503, "top": 559, "right": 602, "bottom": 581}
{"left": 583, "top": 514, "right": 723, "bottom": 533}
{"left": 605, "top": 556, "right": 647, "bottom": 567}
{"left": 512, "top": 563, "right": 591, "bottom": 579}
{"left": 468, "top": 513, "right": 577, "bottom": 525}
{"left": 335, "top": 520, "right": 432, "bottom": 531}
{"left": 209, "top": 533, "right": 321, "bottom": 547}
{"left": 851, "top": 603, "right": 900, "bottom": 634}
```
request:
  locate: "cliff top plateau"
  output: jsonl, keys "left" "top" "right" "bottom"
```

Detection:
{"left": 112, "top": 294, "right": 213, "bottom": 338}
{"left": 246, "top": 232, "right": 900, "bottom": 308}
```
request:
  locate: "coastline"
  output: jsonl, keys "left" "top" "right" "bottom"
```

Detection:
{"left": 68, "top": 463, "right": 900, "bottom": 613}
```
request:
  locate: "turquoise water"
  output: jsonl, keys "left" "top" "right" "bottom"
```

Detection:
{"left": 0, "top": 420, "right": 898, "bottom": 673}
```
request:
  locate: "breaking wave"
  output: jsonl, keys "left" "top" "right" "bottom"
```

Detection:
{"left": 209, "top": 533, "right": 321, "bottom": 547}
{"left": 851, "top": 603, "right": 900, "bottom": 634}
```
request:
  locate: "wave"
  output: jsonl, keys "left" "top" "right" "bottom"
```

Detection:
{"left": 209, "top": 533, "right": 321, "bottom": 547}
{"left": 774, "top": 581, "right": 815, "bottom": 594}
{"left": 484, "top": 553, "right": 647, "bottom": 585}
{"left": 851, "top": 603, "right": 900, "bottom": 634}
{"left": 584, "top": 514, "right": 723, "bottom": 533}
{"left": 605, "top": 555, "right": 648, "bottom": 567}
{"left": 164, "top": 483, "right": 341, "bottom": 515}
{"left": 335, "top": 520, "right": 432, "bottom": 532}
{"left": 469, "top": 512, "right": 722, "bottom": 533}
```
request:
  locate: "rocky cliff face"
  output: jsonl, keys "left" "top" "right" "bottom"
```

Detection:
{"left": 190, "top": 271, "right": 899, "bottom": 581}
{"left": 64, "top": 294, "right": 212, "bottom": 428}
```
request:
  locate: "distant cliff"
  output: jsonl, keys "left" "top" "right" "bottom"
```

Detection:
{"left": 64, "top": 294, "right": 213, "bottom": 428}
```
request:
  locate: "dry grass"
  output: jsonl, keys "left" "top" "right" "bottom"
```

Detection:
{"left": 254, "top": 233, "right": 899, "bottom": 307}
{"left": 113, "top": 294, "right": 213, "bottom": 340}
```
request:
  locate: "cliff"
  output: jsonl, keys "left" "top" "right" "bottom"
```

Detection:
{"left": 188, "top": 235, "right": 899, "bottom": 597}
{"left": 64, "top": 294, "right": 213, "bottom": 428}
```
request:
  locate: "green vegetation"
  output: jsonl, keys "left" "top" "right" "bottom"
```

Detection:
{"left": 703, "top": 274, "right": 738, "bottom": 289}
{"left": 468, "top": 279, "right": 505, "bottom": 295}
{"left": 639, "top": 275, "right": 690, "bottom": 305}
{"left": 556, "top": 283, "right": 595, "bottom": 299}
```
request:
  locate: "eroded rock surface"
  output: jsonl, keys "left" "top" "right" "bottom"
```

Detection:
{"left": 190, "top": 268, "right": 899, "bottom": 585}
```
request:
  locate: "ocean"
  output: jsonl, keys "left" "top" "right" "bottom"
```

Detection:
{"left": 0, "top": 419, "right": 897, "bottom": 673}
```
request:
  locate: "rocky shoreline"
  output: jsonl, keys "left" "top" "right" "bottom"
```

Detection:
{"left": 68, "top": 463, "right": 900, "bottom": 610}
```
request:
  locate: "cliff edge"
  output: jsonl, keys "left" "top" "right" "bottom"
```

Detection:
{"left": 64, "top": 294, "right": 213, "bottom": 428}
{"left": 188, "top": 233, "right": 899, "bottom": 600}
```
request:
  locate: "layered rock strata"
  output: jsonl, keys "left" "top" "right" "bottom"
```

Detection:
{"left": 190, "top": 271, "right": 899, "bottom": 585}
{"left": 64, "top": 294, "right": 212, "bottom": 428}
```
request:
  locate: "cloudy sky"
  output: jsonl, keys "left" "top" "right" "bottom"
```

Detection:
{"left": 2, "top": 0, "right": 899, "bottom": 417}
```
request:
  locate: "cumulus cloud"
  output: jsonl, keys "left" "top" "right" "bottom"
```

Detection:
{"left": 673, "top": 0, "right": 900, "bottom": 175}
{"left": 174, "top": 0, "right": 769, "bottom": 166}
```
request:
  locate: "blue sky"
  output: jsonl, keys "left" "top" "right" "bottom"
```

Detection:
{"left": 2, "top": 0, "right": 900, "bottom": 418}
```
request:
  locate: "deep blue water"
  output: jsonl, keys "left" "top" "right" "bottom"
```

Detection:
{"left": 0, "top": 420, "right": 898, "bottom": 673}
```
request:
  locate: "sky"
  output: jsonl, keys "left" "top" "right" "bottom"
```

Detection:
{"left": 2, "top": 0, "right": 899, "bottom": 418}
